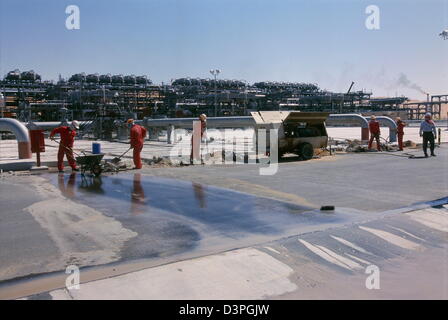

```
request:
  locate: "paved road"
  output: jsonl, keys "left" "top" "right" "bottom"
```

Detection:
{"left": 0, "top": 145, "right": 446, "bottom": 299}
{"left": 146, "top": 145, "right": 448, "bottom": 212}
{"left": 45, "top": 205, "right": 448, "bottom": 300}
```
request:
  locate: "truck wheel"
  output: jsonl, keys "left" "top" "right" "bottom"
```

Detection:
{"left": 299, "top": 143, "right": 314, "bottom": 160}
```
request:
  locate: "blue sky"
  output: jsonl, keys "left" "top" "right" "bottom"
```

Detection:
{"left": 0, "top": 0, "right": 447, "bottom": 99}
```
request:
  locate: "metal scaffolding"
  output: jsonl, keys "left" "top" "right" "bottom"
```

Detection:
{"left": 1, "top": 69, "right": 446, "bottom": 122}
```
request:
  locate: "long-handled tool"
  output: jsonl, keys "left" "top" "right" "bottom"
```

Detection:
{"left": 111, "top": 147, "right": 132, "bottom": 163}
{"left": 51, "top": 138, "right": 84, "bottom": 157}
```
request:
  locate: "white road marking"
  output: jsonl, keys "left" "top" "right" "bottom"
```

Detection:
{"left": 424, "top": 208, "right": 448, "bottom": 216}
{"left": 315, "top": 245, "right": 363, "bottom": 270}
{"left": 298, "top": 239, "right": 360, "bottom": 271}
{"left": 264, "top": 246, "right": 281, "bottom": 255}
{"left": 330, "top": 235, "right": 373, "bottom": 255}
{"left": 359, "top": 226, "right": 420, "bottom": 250}
{"left": 407, "top": 209, "right": 448, "bottom": 233}
{"left": 345, "top": 253, "right": 371, "bottom": 265}
{"left": 389, "top": 226, "right": 425, "bottom": 242}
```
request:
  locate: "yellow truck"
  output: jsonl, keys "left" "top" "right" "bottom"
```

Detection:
{"left": 251, "top": 111, "right": 330, "bottom": 160}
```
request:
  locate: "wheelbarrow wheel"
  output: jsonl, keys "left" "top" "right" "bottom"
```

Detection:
{"left": 91, "top": 164, "right": 102, "bottom": 177}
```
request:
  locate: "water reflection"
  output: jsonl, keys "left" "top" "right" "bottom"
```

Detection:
{"left": 131, "top": 173, "right": 147, "bottom": 216}
{"left": 58, "top": 173, "right": 76, "bottom": 198}
{"left": 79, "top": 175, "right": 104, "bottom": 194}
{"left": 192, "top": 182, "right": 206, "bottom": 209}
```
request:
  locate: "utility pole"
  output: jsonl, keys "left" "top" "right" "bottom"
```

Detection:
{"left": 210, "top": 69, "right": 221, "bottom": 117}
{"left": 0, "top": 93, "right": 4, "bottom": 118}
{"left": 99, "top": 85, "right": 106, "bottom": 139}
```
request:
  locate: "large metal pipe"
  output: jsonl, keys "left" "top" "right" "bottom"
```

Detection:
{"left": 144, "top": 114, "right": 372, "bottom": 142}
{"left": 326, "top": 114, "right": 370, "bottom": 141}
{"left": 25, "top": 114, "right": 371, "bottom": 131}
{"left": 25, "top": 121, "right": 92, "bottom": 131}
{"left": 24, "top": 114, "right": 394, "bottom": 143}
{"left": 0, "top": 118, "right": 32, "bottom": 159}
{"left": 364, "top": 116, "right": 397, "bottom": 142}
{"left": 143, "top": 117, "right": 255, "bottom": 144}
{"left": 143, "top": 116, "right": 254, "bottom": 129}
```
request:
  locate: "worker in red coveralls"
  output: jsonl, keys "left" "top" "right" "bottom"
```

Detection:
{"left": 50, "top": 120, "right": 80, "bottom": 173}
{"left": 127, "top": 119, "right": 147, "bottom": 169}
{"left": 199, "top": 113, "right": 207, "bottom": 140}
{"left": 368, "top": 115, "right": 381, "bottom": 151}
{"left": 396, "top": 117, "right": 407, "bottom": 151}
{"left": 190, "top": 114, "right": 207, "bottom": 163}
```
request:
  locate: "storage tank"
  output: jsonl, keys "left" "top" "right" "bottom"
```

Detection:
{"left": 99, "top": 74, "right": 112, "bottom": 84}
{"left": 21, "top": 70, "right": 40, "bottom": 81}
{"left": 136, "top": 75, "right": 148, "bottom": 85}
{"left": 112, "top": 74, "right": 124, "bottom": 84}
{"left": 5, "top": 69, "right": 21, "bottom": 81}
{"left": 124, "top": 75, "right": 136, "bottom": 85}
{"left": 86, "top": 73, "right": 99, "bottom": 83}
{"left": 69, "top": 73, "right": 86, "bottom": 83}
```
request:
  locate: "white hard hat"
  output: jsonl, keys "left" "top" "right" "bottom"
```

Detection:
{"left": 71, "top": 120, "right": 80, "bottom": 130}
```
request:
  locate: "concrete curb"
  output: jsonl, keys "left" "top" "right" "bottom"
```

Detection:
{"left": 0, "top": 160, "right": 35, "bottom": 171}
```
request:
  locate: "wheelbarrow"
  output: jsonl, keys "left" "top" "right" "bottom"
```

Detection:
{"left": 76, "top": 153, "right": 105, "bottom": 176}
{"left": 50, "top": 138, "right": 104, "bottom": 176}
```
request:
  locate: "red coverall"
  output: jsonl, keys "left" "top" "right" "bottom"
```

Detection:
{"left": 130, "top": 124, "right": 147, "bottom": 169}
{"left": 50, "top": 126, "right": 77, "bottom": 171}
{"left": 396, "top": 120, "right": 405, "bottom": 150}
{"left": 368, "top": 120, "right": 381, "bottom": 151}
{"left": 190, "top": 120, "right": 207, "bottom": 162}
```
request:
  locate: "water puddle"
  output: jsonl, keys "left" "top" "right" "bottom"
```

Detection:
{"left": 43, "top": 172, "right": 351, "bottom": 260}
{"left": 0, "top": 172, "right": 364, "bottom": 299}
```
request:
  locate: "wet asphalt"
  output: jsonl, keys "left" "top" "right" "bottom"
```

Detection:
{"left": 45, "top": 172, "right": 364, "bottom": 262}
{"left": 0, "top": 145, "right": 446, "bottom": 297}
{"left": 143, "top": 145, "right": 448, "bottom": 212}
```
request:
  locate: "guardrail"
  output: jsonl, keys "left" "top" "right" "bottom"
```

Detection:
{"left": 18, "top": 114, "right": 399, "bottom": 144}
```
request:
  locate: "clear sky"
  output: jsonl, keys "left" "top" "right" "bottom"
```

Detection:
{"left": 0, "top": 0, "right": 447, "bottom": 99}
